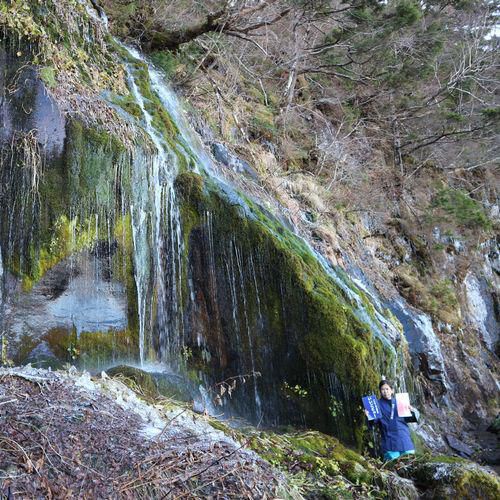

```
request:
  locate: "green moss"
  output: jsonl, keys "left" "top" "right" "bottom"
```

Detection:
{"left": 78, "top": 329, "right": 138, "bottom": 369}
{"left": 455, "top": 468, "right": 500, "bottom": 499}
{"left": 400, "top": 457, "right": 500, "bottom": 499}
{"left": 17, "top": 214, "right": 100, "bottom": 290}
{"left": 113, "top": 213, "right": 138, "bottom": 332}
{"left": 10, "top": 118, "right": 135, "bottom": 289}
{"left": 151, "top": 105, "right": 179, "bottom": 137}
{"left": 175, "top": 172, "right": 205, "bottom": 306}
{"left": 1, "top": 0, "right": 127, "bottom": 95}
{"left": 430, "top": 279, "right": 458, "bottom": 309}
{"left": 427, "top": 454, "right": 468, "bottom": 464}
{"left": 122, "top": 56, "right": 195, "bottom": 169}
{"left": 175, "top": 171, "right": 204, "bottom": 202}
{"left": 241, "top": 429, "right": 380, "bottom": 490}
{"left": 39, "top": 66, "right": 57, "bottom": 88}
{"left": 41, "top": 327, "right": 138, "bottom": 369}
{"left": 150, "top": 50, "right": 179, "bottom": 77}
{"left": 110, "top": 93, "right": 143, "bottom": 119}
{"left": 175, "top": 181, "right": 397, "bottom": 445}
{"left": 208, "top": 419, "right": 232, "bottom": 433}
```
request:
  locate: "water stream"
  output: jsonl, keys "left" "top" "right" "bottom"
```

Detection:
{"left": 111, "top": 42, "right": 408, "bottom": 423}
{"left": 0, "top": 18, "right": 411, "bottom": 435}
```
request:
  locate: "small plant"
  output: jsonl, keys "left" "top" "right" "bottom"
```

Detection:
{"left": 328, "top": 396, "right": 344, "bottom": 418}
{"left": 180, "top": 345, "right": 192, "bottom": 364}
{"left": 430, "top": 279, "right": 458, "bottom": 309}
{"left": 211, "top": 372, "right": 261, "bottom": 407}
{"left": 1, "top": 334, "right": 14, "bottom": 367}
{"left": 429, "top": 187, "right": 492, "bottom": 230}
{"left": 282, "top": 382, "right": 309, "bottom": 399}
{"left": 67, "top": 343, "right": 80, "bottom": 361}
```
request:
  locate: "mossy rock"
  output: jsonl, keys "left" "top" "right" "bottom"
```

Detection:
{"left": 207, "top": 424, "right": 418, "bottom": 498}
{"left": 106, "top": 365, "right": 196, "bottom": 402}
{"left": 36, "top": 328, "right": 138, "bottom": 371}
{"left": 394, "top": 457, "right": 500, "bottom": 499}
{"left": 247, "top": 429, "right": 379, "bottom": 485}
{"left": 175, "top": 180, "right": 400, "bottom": 444}
{"left": 175, "top": 171, "right": 204, "bottom": 202}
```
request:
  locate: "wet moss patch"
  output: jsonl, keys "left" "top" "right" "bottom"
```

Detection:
{"left": 39, "top": 327, "right": 138, "bottom": 370}
{"left": 176, "top": 178, "right": 398, "bottom": 444}
{"left": 206, "top": 423, "right": 391, "bottom": 498}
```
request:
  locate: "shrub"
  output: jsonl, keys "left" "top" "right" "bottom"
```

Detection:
{"left": 430, "top": 188, "right": 492, "bottom": 230}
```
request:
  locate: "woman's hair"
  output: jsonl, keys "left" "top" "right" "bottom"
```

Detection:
{"left": 379, "top": 379, "right": 392, "bottom": 390}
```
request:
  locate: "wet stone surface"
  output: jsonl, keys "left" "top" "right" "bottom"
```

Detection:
{"left": 3, "top": 252, "right": 127, "bottom": 357}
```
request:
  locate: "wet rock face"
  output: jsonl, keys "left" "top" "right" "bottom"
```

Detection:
{"left": 0, "top": 38, "right": 66, "bottom": 289}
{"left": 389, "top": 300, "right": 447, "bottom": 384}
{"left": 0, "top": 35, "right": 137, "bottom": 370}
{"left": 464, "top": 272, "right": 499, "bottom": 352}
{"left": 4, "top": 252, "right": 127, "bottom": 352}
{"left": 174, "top": 189, "right": 398, "bottom": 445}
{"left": 211, "top": 142, "right": 259, "bottom": 181}
{"left": 184, "top": 221, "right": 308, "bottom": 428}
{"left": 0, "top": 38, "right": 66, "bottom": 155}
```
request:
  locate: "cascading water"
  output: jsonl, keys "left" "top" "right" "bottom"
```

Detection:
{"left": 105, "top": 42, "right": 409, "bottom": 429}
{"left": 233, "top": 242, "right": 262, "bottom": 418}
{"left": 122, "top": 49, "right": 185, "bottom": 366}
{"left": 0, "top": 6, "right": 411, "bottom": 442}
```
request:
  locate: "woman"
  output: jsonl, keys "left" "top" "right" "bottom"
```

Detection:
{"left": 366, "top": 379, "right": 418, "bottom": 461}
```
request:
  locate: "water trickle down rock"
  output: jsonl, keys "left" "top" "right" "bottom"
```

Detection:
{"left": 0, "top": 16, "right": 412, "bottom": 444}
{"left": 211, "top": 142, "right": 259, "bottom": 181}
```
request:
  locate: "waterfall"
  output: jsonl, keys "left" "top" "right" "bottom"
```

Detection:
{"left": 121, "top": 47, "right": 186, "bottom": 367}
{"left": 0, "top": 12, "right": 409, "bottom": 432}
{"left": 120, "top": 43, "right": 406, "bottom": 420}
{"left": 233, "top": 242, "right": 262, "bottom": 418}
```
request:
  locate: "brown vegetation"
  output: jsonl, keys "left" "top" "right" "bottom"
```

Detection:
{"left": 0, "top": 371, "right": 279, "bottom": 498}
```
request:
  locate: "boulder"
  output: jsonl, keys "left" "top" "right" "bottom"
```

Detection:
{"left": 445, "top": 434, "right": 475, "bottom": 458}
{"left": 398, "top": 457, "right": 500, "bottom": 499}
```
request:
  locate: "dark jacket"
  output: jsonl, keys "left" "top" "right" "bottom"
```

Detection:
{"left": 372, "top": 397, "right": 415, "bottom": 453}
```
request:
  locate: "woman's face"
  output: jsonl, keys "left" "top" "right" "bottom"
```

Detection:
{"left": 380, "top": 383, "right": 393, "bottom": 400}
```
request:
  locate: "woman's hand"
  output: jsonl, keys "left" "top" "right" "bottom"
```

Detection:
{"left": 364, "top": 409, "right": 370, "bottom": 418}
